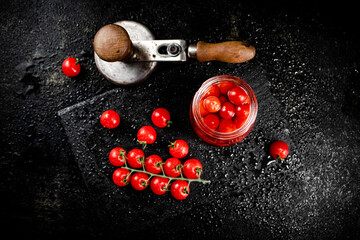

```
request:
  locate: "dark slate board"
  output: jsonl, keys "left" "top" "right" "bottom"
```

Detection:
{"left": 58, "top": 61, "right": 297, "bottom": 234}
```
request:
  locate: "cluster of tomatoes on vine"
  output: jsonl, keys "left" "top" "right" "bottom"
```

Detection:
{"left": 100, "top": 108, "right": 210, "bottom": 200}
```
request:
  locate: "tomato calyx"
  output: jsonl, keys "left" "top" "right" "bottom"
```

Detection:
{"left": 138, "top": 156, "right": 145, "bottom": 164}
{"left": 118, "top": 150, "right": 126, "bottom": 162}
{"left": 141, "top": 180, "right": 148, "bottom": 187}
{"left": 162, "top": 186, "right": 170, "bottom": 191}
{"left": 123, "top": 172, "right": 131, "bottom": 185}
{"left": 155, "top": 161, "right": 163, "bottom": 167}
{"left": 137, "top": 140, "right": 147, "bottom": 150}
{"left": 195, "top": 168, "right": 202, "bottom": 177}
{"left": 173, "top": 164, "right": 183, "bottom": 172}
{"left": 166, "top": 120, "right": 173, "bottom": 127}
{"left": 168, "top": 141, "right": 176, "bottom": 149}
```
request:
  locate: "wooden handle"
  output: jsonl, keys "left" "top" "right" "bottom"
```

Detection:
{"left": 93, "top": 24, "right": 133, "bottom": 62}
{"left": 196, "top": 41, "right": 255, "bottom": 63}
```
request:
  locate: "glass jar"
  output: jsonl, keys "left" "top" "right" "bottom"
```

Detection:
{"left": 190, "top": 75, "right": 258, "bottom": 146}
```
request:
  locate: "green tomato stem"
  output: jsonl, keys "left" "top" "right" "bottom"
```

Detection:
{"left": 137, "top": 140, "right": 147, "bottom": 150}
{"left": 121, "top": 165, "right": 211, "bottom": 185}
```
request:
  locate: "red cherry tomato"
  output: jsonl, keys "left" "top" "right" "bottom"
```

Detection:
{"left": 163, "top": 158, "right": 182, "bottom": 177}
{"left": 233, "top": 116, "right": 247, "bottom": 129}
{"left": 127, "top": 149, "right": 145, "bottom": 168}
{"left": 219, "top": 102, "right": 235, "bottom": 120}
{"left": 168, "top": 139, "right": 189, "bottom": 159}
{"left": 150, "top": 177, "right": 169, "bottom": 195}
{"left": 227, "top": 86, "right": 250, "bottom": 106}
{"left": 218, "top": 119, "right": 236, "bottom": 133}
{"left": 171, "top": 180, "right": 189, "bottom": 200}
{"left": 183, "top": 159, "right": 202, "bottom": 179}
{"left": 235, "top": 103, "right": 250, "bottom": 119}
{"left": 112, "top": 168, "right": 131, "bottom": 187}
{"left": 203, "top": 96, "right": 221, "bottom": 113}
{"left": 137, "top": 126, "right": 157, "bottom": 149}
{"left": 62, "top": 57, "right": 80, "bottom": 77}
{"left": 145, "top": 155, "right": 163, "bottom": 174}
{"left": 199, "top": 99, "right": 209, "bottom": 117}
{"left": 269, "top": 140, "right": 289, "bottom": 160}
{"left": 204, "top": 85, "right": 220, "bottom": 98}
{"left": 130, "top": 172, "right": 149, "bottom": 191}
{"left": 218, "top": 81, "right": 235, "bottom": 95}
{"left": 219, "top": 95, "right": 227, "bottom": 104}
{"left": 100, "top": 110, "right": 120, "bottom": 129}
{"left": 203, "top": 114, "right": 220, "bottom": 130}
{"left": 151, "top": 108, "right": 172, "bottom": 128}
{"left": 108, "top": 147, "right": 127, "bottom": 167}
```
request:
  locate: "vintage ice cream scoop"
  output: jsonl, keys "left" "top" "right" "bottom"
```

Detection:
{"left": 93, "top": 20, "right": 255, "bottom": 85}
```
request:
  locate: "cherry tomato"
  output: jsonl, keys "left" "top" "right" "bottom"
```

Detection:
{"left": 112, "top": 168, "right": 131, "bottom": 187}
{"left": 109, "top": 147, "right": 127, "bottom": 166}
{"left": 100, "top": 110, "right": 120, "bottom": 129}
{"left": 235, "top": 103, "right": 250, "bottom": 119}
{"left": 163, "top": 158, "right": 182, "bottom": 177}
{"left": 183, "top": 159, "right": 202, "bottom": 179}
{"left": 218, "top": 119, "right": 236, "bottom": 133}
{"left": 145, "top": 155, "right": 163, "bottom": 174}
{"left": 218, "top": 81, "right": 235, "bottom": 95}
{"left": 233, "top": 116, "right": 246, "bottom": 129}
{"left": 203, "top": 96, "right": 221, "bottom": 113}
{"left": 204, "top": 85, "right": 220, "bottom": 97}
{"left": 227, "top": 86, "right": 250, "bottom": 106}
{"left": 219, "top": 95, "right": 227, "bottom": 104}
{"left": 150, "top": 177, "right": 169, "bottom": 195}
{"left": 199, "top": 99, "right": 209, "bottom": 117}
{"left": 151, "top": 108, "right": 172, "bottom": 128}
{"left": 269, "top": 140, "right": 289, "bottom": 160}
{"left": 130, "top": 172, "right": 149, "bottom": 191}
{"left": 137, "top": 126, "right": 157, "bottom": 149}
{"left": 168, "top": 139, "right": 189, "bottom": 159}
{"left": 62, "top": 57, "right": 80, "bottom": 77}
{"left": 219, "top": 102, "right": 235, "bottom": 120}
{"left": 204, "top": 114, "right": 220, "bottom": 130}
{"left": 127, "top": 149, "right": 145, "bottom": 168}
{"left": 171, "top": 180, "right": 189, "bottom": 200}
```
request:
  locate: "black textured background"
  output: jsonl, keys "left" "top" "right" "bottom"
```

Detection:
{"left": 1, "top": 1, "right": 360, "bottom": 240}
